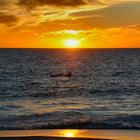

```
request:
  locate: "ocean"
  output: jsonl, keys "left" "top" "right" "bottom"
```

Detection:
{"left": 0, "top": 49, "right": 140, "bottom": 130}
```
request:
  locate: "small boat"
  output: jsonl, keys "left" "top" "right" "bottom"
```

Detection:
{"left": 50, "top": 72, "right": 72, "bottom": 78}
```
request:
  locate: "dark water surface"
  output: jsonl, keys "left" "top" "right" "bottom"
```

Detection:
{"left": 0, "top": 49, "right": 140, "bottom": 130}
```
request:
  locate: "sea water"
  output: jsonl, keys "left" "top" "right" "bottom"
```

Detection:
{"left": 0, "top": 49, "right": 139, "bottom": 130}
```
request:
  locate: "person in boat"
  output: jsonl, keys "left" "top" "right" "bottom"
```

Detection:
{"left": 50, "top": 72, "right": 72, "bottom": 77}
{"left": 67, "top": 72, "right": 72, "bottom": 77}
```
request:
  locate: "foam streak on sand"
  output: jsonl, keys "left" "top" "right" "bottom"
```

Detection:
{"left": 0, "top": 130, "right": 140, "bottom": 140}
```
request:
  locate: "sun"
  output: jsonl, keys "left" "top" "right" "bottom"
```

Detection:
{"left": 64, "top": 39, "right": 80, "bottom": 48}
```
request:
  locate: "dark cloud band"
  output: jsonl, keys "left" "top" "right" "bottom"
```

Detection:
{"left": 0, "top": 12, "right": 18, "bottom": 25}
{"left": 18, "top": 0, "right": 88, "bottom": 8}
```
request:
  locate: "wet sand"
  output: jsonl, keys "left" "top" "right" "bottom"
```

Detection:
{"left": 0, "top": 136, "right": 110, "bottom": 140}
{"left": 0, "top": 130, "right": 140, "bottom": 140}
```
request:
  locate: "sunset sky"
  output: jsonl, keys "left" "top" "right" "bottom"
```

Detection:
{"left": 0, "top": 0, "right": 140, "bottom": 48}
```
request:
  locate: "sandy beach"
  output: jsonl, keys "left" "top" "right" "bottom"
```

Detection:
{"left": 0, "top": 130, "right": 140, "bottom": 140}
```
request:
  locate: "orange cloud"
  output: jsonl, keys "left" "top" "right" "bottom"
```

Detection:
{"left": 0, "top": 12, "right": 18, "bottom": 25}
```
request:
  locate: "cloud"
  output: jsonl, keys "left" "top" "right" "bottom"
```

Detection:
{"left": 0, "top": 12, "right": 18, "bottom": 26}
{"left": 18, "top": 0, "right": 89, "bottom": 9}
{"left": 0, "top": 0, "right": 140, "bottom": 31}
{"left": 10, "top": 0, "right": 103, "bottom": 28}
{"left": 70, "top": 2, "right": 140, "bottom": 28}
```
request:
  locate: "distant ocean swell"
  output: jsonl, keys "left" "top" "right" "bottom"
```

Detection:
{"left": 1, "top": 81, "right": 140, "bottom": 98}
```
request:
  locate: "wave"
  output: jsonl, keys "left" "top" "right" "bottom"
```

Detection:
{"left": 0, "top": 114, "right": 139, "bottom": 130}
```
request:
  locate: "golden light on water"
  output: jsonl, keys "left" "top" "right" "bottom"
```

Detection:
{"left": 64, "top": 39, "right": 80, "bottom": 48}
{"left": 63, "top": 130, "right": 78, "bottom": 138}
{"left": 0, "top": 130, "right": 140, "bottom": 140}
{"left": 65, "top": 132, "right": 74, "bottom": 137}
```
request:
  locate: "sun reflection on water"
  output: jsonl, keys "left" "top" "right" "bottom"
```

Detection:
{"left": 62, "top": 130, "right": 79, "bottom": 138}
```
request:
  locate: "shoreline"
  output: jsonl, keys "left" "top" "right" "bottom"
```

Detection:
{"left": 0, "top": 136, "right": 110, "bottom": 140}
